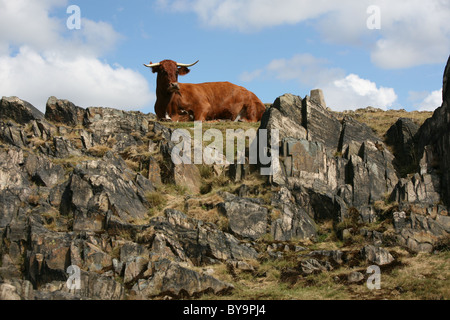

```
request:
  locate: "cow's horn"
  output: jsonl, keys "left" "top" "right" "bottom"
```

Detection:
{"left": 143, "top": 62, "right": 161, "bottom": 68}
{"left": 177, "top": 60, "right": 199, "bottom": 67}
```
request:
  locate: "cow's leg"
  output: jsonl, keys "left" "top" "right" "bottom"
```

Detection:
{"left": 194, "top": 109, "right": 208, "bottom": 122}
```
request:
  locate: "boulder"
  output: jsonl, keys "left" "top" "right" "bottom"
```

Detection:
{"left": 348, "top": 271, "right": 365, "bottom": 284}
{"left": 0, "top": 96, "right": 44, "bottom": 125}
{"left": 360, "top": 245, "right": 394, "bottom": 266}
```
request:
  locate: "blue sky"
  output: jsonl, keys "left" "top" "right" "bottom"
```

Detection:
{"left": 1, "top": 0, "right": 449, "bottom": 114}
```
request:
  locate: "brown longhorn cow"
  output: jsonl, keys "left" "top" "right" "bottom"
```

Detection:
{"left": 144, "top": 59, "right": 266, "bottom": 122}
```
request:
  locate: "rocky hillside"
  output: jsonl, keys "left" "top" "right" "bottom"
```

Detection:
{"left": 0, "top": 57, "right": 449, "bottom": 300}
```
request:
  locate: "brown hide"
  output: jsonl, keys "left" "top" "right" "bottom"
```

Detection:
{"left": 149, "top": 60, "right": 266, "bottom": 122}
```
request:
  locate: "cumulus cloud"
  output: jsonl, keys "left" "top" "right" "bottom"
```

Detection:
{"left": 323, "top": 74, "right": 397, "bottom": 111}
{"left": 0, "top": 0, "right": 154, "bottom": 112}
{"left": 160, "top": 0, "right": 450, "bottom": 69}
{"left": 240, "top": 54, "right": 398, "bottom": 111}
{"left": 410, "top": 89, "right": 443, "bottom": 111}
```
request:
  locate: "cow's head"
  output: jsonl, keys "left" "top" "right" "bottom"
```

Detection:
{"left": 144, "top": 60, "right": 199, "bottom": 94}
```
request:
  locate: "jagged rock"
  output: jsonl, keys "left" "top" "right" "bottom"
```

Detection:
{"left": 84, "top": 107, "right": 150, "bottom": 152}
{"left": 292, "top": 183, "right": 348, "bottom": 222}
{"left": 393, "top": 206, "right": 449, "bottom": 253}
{"left": 347, "top": 140, "right": 398, "bottom": 207}
{"left": 70, "top": 239, "right": 112, "bottom": 273}
{"left": 302, "top": 95, "right": 341, "bottom": 152}
{"left": 60, "top": 152, "right": 151, "bottom": 232}
{"left": 217, "top": 192, "right": 268, "bottom": 240}
{"left": 68, "top": 271, "right": 125, "bottom": 300}
{"left": 299, "top": 259, "right": 332, "bottom": 275}
{"left": 150, "top": 209, "right": 258, "bottom": 266}
{"left": 160, "top": 137, "right": 202, "bottom": 194}
{"left": 0, "top": 96, "right": 44, "bottom": 125}
{"left": 259, "top": 94, "right": 307, "bottom": 141}
{"left": 25, "top": 154, "right": 65, "bottom": 188}
{"left": 414, "top": 55, "right": 450, "bottom": 205}
{"left": 270, "top": 187, "right": 317, "bottom": 241}
{"left": 131, "top": 259, "right": 233, "bottom": 299}
{"left": 0, "top": 121, "right": 28, "bottom": 147}
{"left": 339, "top": 116, "right": 379, "bottom": 154}
{"left": 26, "top": 226, "right": 74, "bottom": 287}
{"left": 385, "top": 118, "right": 420, "bottom": 172}
{"left": 391, "top": 173, "right": 441, "bottom": 205}
{"left": 45, "top": 97, "right": 86, "bottom": 127}
{"left": 360, "top": 245, "right": 394, "bottom": 266}
{"left": 52, "top": 136, "right": 83, "bottom": 158}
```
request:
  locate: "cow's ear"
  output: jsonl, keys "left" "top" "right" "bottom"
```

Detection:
{"left": 178, "top": 66, "right": 190, "bottom": 76}
{"left": 151, "top": 66, "right": 160, "bottom": 74}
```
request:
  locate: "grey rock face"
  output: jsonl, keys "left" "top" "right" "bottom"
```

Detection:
{"left": 150, "top": 209, "right": 258, "bottom": 266}
{"left": 385, "top": 118, "right": 420, "bottom": 173}
{"left": 60, "top": 152, "right": 152, "bottom": 232}
{"left": 45, "top": 96, "right": 86, "bottom": 127}
{"left": 414, "top": 55, "right": 450, "bottom": 205}
{"left": 339, "top": 116, "right": 379, "bottom": 154}
{"left": 131, "top": 259, "right": 233, "bottom": 299}
{"left": 217, "top": 192, "right": 268, "bottom": 240}
{"left": 0, "top": 96, "right": 44, "bottom": 125}
{"left": 270, "top": 187, "right": 317, "bottom": 241}
{"left": 302, "top": 95, "right": 342, "bottom": 152}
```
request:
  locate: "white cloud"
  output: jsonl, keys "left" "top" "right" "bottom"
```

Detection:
{"left": 161, "top": 0, "right": 450, "bottom": 69}
{"left": 324, "top": 74, "right": 397, "bottom": 111}
{"left": 416, "top": 89, "right": 443, "bottom": 111}
{"left": 0, "top": 0, "right": 154, "bottom": 112}
{"left": 240, "top": 54, "right": 398, "bottom": 111}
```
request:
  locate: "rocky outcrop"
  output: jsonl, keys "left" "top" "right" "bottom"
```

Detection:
{"left": 414, "top": 56, "right": 450, "bottom": 204}
{"left": 131, "top": 259, "right": 233, "bottom": 299}
{"left": 1, "top": 96, "right": 44, "bottom": 125}
{"left": 45, "top": 97, "right": 86, "bottom": 127}
{"left": 260, "top": 91, "right": 398, "bottom": 225}
{"left": 385, "top": 118, "right": 420, "bottom": 173}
